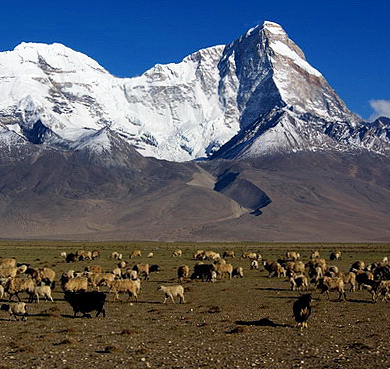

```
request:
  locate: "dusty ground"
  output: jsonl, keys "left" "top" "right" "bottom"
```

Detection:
{"left": 0, "top": 241, "right": 390, "bottom": 369}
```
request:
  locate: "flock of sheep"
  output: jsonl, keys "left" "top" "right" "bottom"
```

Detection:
{"left": 0, "top": 246, "right": 390, "bottom": 322}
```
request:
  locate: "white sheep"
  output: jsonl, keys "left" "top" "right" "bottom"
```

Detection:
{"left": 157, "top": 285, "right": 185, "bottom": 304}
{"left": 34, "top": 285, "right": 54, "bottom": 303}
{"left": 60, "top": 252, "right": 67, "bottom": 259}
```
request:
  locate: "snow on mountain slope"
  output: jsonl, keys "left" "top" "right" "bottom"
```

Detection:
{"left": 0, "top": 21, "right": 388, "bottom": 162}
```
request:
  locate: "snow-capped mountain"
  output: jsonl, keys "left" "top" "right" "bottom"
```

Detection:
{"left": 0, "top": 21, "right": 389, "bottom": 162}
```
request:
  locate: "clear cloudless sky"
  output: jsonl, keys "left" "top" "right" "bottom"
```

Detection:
{"left": 0, "top": 0, "right": 389, "bottom": 120}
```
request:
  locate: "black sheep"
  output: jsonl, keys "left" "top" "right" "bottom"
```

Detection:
{"left": 64, "top": 291, "right": 106, "bottom": 318}
{"left": 293, "top": 294, "right": 312, "bottom": 329}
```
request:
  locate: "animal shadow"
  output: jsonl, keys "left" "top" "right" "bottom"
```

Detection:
{"left": 236, "top": 317, "right": 291, "bottom": 328}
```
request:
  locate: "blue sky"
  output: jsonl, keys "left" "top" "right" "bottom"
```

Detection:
{"left": 0, "top": 0, "right": 389, "bottom": 120}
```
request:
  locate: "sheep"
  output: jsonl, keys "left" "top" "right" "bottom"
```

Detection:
{"left": 172, "top": 249, "right": 182, "bottom": 257}
{"left": 214, "top": 259, "right": 226, "bottom": 265}
{"left": 89, "top": 273, "right": 115, "bottom": 291}
{"left": 1, "top": 302, "right": 27, "bottom": 321}
{"left": 149, "top": 264, "right": 161, "bottom": 273}
{"left": 191, "top": 264, "right": 214, "bottom": 282}
{"left": 203, "top": 251, "right": 220, "bottom": 260}
{"left": 112, "top": 267, "right": 122, "bottom": 278}
{"left": 325, "top": 266, "right": 339, "bottom": 277}
{"left": 382, "top": 256, "right": 389, "bottom": 264}
{"left": 289, "top": 274, "right": 309, "bottom": 291}
{"left": 344, "top": 272, "right": 357, "bottom": 292}
{"left": 147, "top": 252, "right": 154, "bottom": 258}
{"left": 33, "top": 285, "right": 54, "bottom": 303}
{"left": 37, "top": 268, "right": 56, "bottom": 286}
{"left": 60, "top": 252, "right": 67, "bottom": 259}
{"left": 250, "top": 260, "right": 259, "bottom": 270}
{"left": 64, "top": 291, "right": 106, "bottom": 317}
{"left": 310, "top": 251, "right": 320, "bottom": 259}
{"left": 91, "top": 250, "right": 101, "bottom": 260}
{"left": 118, "top": 261, "right": 127, "bottom": 269}
{"left": 4, "top": 277, "right": 36, "bottom": 302}
{"left": 317, "top": 276, "right": 346, "bottom": 300}
{"left": 62, "top": 277, "right": 88, "bottom": 293}
{"left": 157, "top": 285, "right": 185, "bottom": 304}
{"left": 122, "top": 269, "right": 138, "bottom": 281}
{"left": 262, "top": 261, "right": 285, "bottom": 278}
{"left": 223, "top": 250, "right": 235, "bottom": 259}
{"left": 308, "top": 266, "right": 324, "bottom": 284}
{"left": 17, "top": 265, "right": 28, "bottom": 274}
{"left": 232, "top": 267, "right": 244, "bottom": 278}
{"left": 213, "top": 263, "right": 233, "bottom": 279}
{"left": 350, "top": 260, "right": 365, "bottom": 272}
{"left": 330, "top": 250, "right": 342, "bottom": 261}
{"left": 0, "top": 266, "right": 18, "bottom": 279}
{"left": 355, "top": 270, "right": 374, "bottom": 290}
{"left": 211, "top": 270, "right": 217, "bottom": 283}
{"left": 79, "top": 251, "right": 92, "bottom": 261}
{"left": 110, "top": 251, "right": 122, "bottom": 260}
{"left": 107, "top": 279, "right": 141, "bottom": 302}
{"left": 193, "top": 250, "right": 205, "bottom": 260}
{"left": 0, "top": 258, "right": 17, "bottom": 268}
{"left": 242, "top": 252, "right": 258, "bottom": 260}
{"left": 85, "top": 265, "right": 102, "bottom": 274}
{"left": 132, "top": 263, "right": 149, "bottom": 280}
{"left": 0, "top": 284, "right": 4, "bottom": 299}
{"left": 66, "top": 253, "right": 77, "bottom": 263}
{"left": 130, "top": 250, "right": 142, "bottom": 259}
{"left": 285, "top": 251, "right": 300, "bottom": 261}
{"left": 177, "top": 265, "right": 190, "bottom": 283}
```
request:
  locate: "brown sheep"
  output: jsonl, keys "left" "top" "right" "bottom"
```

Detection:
{"left": 223, "top": 250, "right": 235, "bottom": 259}
{"left": 130, "top": 250, "right": 142, "bottom": 259}
{"left": 177, "top": 265, "right": 190, "bottom": 283}
{"left": 289, "top": 274, "right": 309, "bottom": 291}
{"left": 213, "top": 263, "right": 233, "bottom": 279}
{"left": 132, "top": 263, "right": 149, "bottom": 280}
{"left": 108, "top": 279, "right": 141, "bottom": 302}
{"left": 317, "top": 276, "right": 346, "bottom": 300}
{"left": 0, "top": 258, "right": 17, "bottom": 268}
{"left": 285, "top": 251, "right": 300, "bottom": 261}
{"left": 330, "top": 250, "right": 342, "bottom": 260}
{"left": 172, "top": 249, "right": 182, "bottom": 257}
{"left": 263, "top": 261, "right": 285, "bottom": 278}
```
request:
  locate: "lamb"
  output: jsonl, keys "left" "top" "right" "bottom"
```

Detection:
{"left": 317, "top": 276, "right": 346, "bottom": 300}
{"left": 1, "top": 302, "right": 27, "bottom": 321}
{"left": 33, "top": 285, "right": 54, "bottom": 303}
{"left": 232, "top": 267, "right": 244, "bottom": 278}
{"left": 177, "top": 265, "right": 190, "bottom": 283}
{"left": 213, "top": 263, "right": 233, "bottom": 279}
{"left": 107, "top": 279, "right": 141, "bottom": 302}
{"left": 130, "top": 250, "right": 142, "bottom": 258}
{"left": 172, "top": 249, "right": 182, "bottom": 257}
{"left": 64, "top": 291, "right": 106, "bottom": 317}
{"left": 157, "top": 285, "right": 185, "bottom": 304}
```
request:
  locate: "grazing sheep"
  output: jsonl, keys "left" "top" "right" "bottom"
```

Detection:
{"left": 325, "top": 266, "right": 339, "bottom": 277}
{"left": 0, "top": 266, "right": 18, "bottom": 279}
{"left": 157, "top": 285, "right": 185, "bottom": 304}
{"left": 343, "top": 272, "right": 357, "bottom": 292}
{"left": 132, "top": 263, "right": 149, "bottom": 280}
{"left": 149, "top": 264, "right": 161, "bottom": 273}
{"left": 112, "top": 267, "right": 122, "bottom": 278}
{"left": 60, "top": 252, "right": 67, "bottom": 259}
{"left": 1, "top": 302, "right": 27, "bottom": 321}
{"left": 130, "top": 250, "right": 142, "bottom": 259}
{"left": 64, "top": 291, "right": 106, "bottom": 317}
{"left": 122, "top": 270, "right": 138, "bottom": 281}
{"left": 110, "top": 252, "right": 122, "bottom": 260}
{"left": 91, "top": 250, "right": 101, "bottom": 260}
{"left": 317, "top": 276, "right": 346, "bottom": 300}
{"left": 193, "top": 250, "right": 205, "bottom": 260}
{"left": 191, "top": 264, "right": 214, "bottom": 282}
{"left": 213, "top": 263, "right": 233, "bottom": 279}
{"left": 90, "top": 273, "right": 115, "bottom": 291}
{"left": 223, "top": 250, "right": 235, "bottom": 259}
{"left": 107, "top": 279, "right": 141, "bottom": 302}
{"left": 310, "top": 251, "right": 320, "bottom": 259}
{"left": 232, "top": 267, "right": 244, "bottom": 278}
{"left": 382, "top": 256, "right": 389, "bottom": 264}
{"left": 242, "top": 252, "right": 258, "bottom": 260}
{"left": 330, "top": 250, "right": 342, "bottom": 260}
{"left": 250, "top": 260, "right": 259, "bottom": 270}
{"left": 34, "top": 285, "right": 54, "bottom": 303}
{"left": 0, "top": 258, "right": 17, "bottom": 268}
{"left": 37, "top": 268, "right": 56, "bottom": 286}
{"left": 350, "top": 260, "right": 365, "bottom": 272}
{"left": 172, "top": 249, "right": 182, "bottom": 257}
{"left": 117, "top": 261, "right": 127, "bottom": 269}
{"left": 285, "top": 251, "right": 300, "bottom": 261}
{"left": 263, "top": 261, "right": 286, "bottom": 278}
{"left": 147, "top": 252, "right": 154, "bottom": 258}
{"left": 177, "top": 265, "right": 190, "bottom": 283}
{"left": 203, "top": 251, "right": 220, "bottom": 261}
{"left": 66, "top": 253, "right": 77, "bottom": 263}
{"left": 85, "top": 265, "right": 102, "bottom": 274}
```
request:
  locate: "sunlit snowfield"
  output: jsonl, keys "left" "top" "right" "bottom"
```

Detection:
{"left": 1, "top": 240, "right": 390, "bottom": 369}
